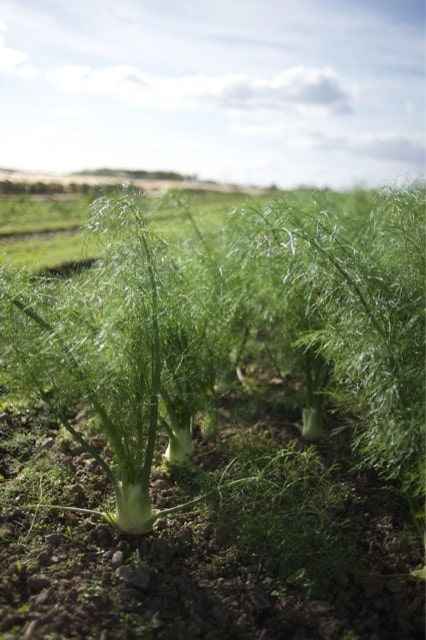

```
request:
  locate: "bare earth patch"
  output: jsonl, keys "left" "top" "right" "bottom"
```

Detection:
{"left": 0, "top": 380, "right": 424, "bottom": 640}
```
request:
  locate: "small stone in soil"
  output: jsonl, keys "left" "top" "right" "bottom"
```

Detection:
{"left": 111, "top": 550, "right": 124, "bottom": 568}
{"left": 115, "top": 565, "right": 153, "bottom": 591}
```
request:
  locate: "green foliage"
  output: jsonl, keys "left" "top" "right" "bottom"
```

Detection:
{"left": 1, "top": 182, "right": 424, "bottom": 541}
{"left": 223, "top": 183, "right": 425, "bottom": 495}
{"left": 0, "top": 188, "right": 266, "bottom": 272}
{"left": 213, "top": 434, "right": 351, "bottom": 596}
{"left": 0, "top": 188, "right": 240, "bottom": 531}
{"left": 288, "top": 183, "right": 425, "bottom": 496}
{"left": 223, "top": 195, "right": 332, "bottom": 432}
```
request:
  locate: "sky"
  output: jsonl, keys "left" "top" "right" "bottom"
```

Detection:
{"left": 0, "top": 0, "right": 424, "bottom": 189}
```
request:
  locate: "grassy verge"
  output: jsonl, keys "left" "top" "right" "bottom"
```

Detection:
{"left": 0, "top": 193, "right": 94, "bottom": 236}
{"left": 0, "top": 233, "right": 100, "bottom": 272}
{"left": 0, "top": 190, "right": 270, "bottom": 272}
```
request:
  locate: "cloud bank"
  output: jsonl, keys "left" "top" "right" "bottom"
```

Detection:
{"left": 308, "top": 130, "right": 425, "bottom": 166}
{"left": 46, "top": 64, "right": 353, "bottom": 114}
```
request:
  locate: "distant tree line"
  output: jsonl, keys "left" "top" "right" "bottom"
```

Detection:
{"left": 73, "top": 168, "right": 198, "bottom": 181}
{"left": 0, "top": 168, "right": 199, "bottom": 196}
{"left": 0, "top": 180, "right": 96, "bottom": 195}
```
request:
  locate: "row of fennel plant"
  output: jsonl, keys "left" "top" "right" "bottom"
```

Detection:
{"left": 1, "top": 183, "right": 424, "bottom": 549}
{"left": 224, "top": 183, "right": 425, "bottom": 509}
{"left": 0, "top": 190, "right": 233, "bottom": 534}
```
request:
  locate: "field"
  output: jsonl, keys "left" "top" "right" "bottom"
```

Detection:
{"left": 0, "top": 172, "right": 268, "bottom": 271}
{"left": 0, "top": 175, "right": 424, "bottom": 640}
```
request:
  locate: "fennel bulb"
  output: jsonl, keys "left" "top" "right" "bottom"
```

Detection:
{"left": 163, "top": 424, "right": 193, "bottom": 464}
{"left": 301, "top": 407, "right": 325, "bottom": 442}
{"left": 110, "top": 481, "right": 160, "bottom": 535}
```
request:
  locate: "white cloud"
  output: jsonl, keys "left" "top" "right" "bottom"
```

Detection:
{"left": 355, "top": 133, "right": 425, "bottom": 165}
{"left": 307, "top": 130, "right": 425, "bottom": 165}
{"left": 46, "top": 64, "right": 353, "bottom": 114}
{"left": 230, "top": 118, "right": 424, "bottom": 167}
{"left": 0, "top": 20, "right": 38, "bottom": 77}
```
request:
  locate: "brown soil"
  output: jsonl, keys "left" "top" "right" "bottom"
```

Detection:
{"left": 0, "top": 394, "right": 424, "bottom": 640}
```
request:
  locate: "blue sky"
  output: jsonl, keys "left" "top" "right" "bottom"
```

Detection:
{"left": 0, "top": 0, "right": 424, "bottom": 188}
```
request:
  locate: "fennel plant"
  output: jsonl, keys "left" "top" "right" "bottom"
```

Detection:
{"left": 158, "top": 192, "right": 246, "bottom": 447}
{"left": 291, "top": 183, "right": 426, "bottom": 498}
{"left": 0, "top": 190, "right": 212, "bottom": 533}
{"left": 225, "top": 199, "right": 330, "bottom": 440}
{"left": 149, "top": 191, "right": 235, "bottom": 459}
{"left": 159, "top": 308, "right": 217, "bottom": 463}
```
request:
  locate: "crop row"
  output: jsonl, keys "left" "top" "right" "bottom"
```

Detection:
{"left": 0, "top": 184, "right": 424, "bottom": 544}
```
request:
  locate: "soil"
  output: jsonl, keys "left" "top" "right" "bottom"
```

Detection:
{"left": 0, "top": 390, "right": 424, "bottom": 640}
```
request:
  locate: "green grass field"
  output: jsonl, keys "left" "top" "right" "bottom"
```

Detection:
{"left": 0, "top": 188, "right": 270, "bottom": 271}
